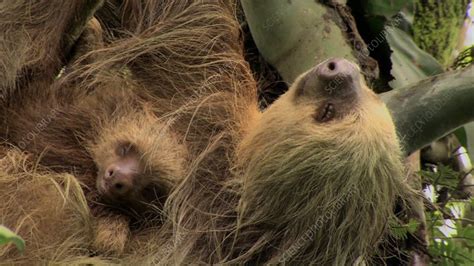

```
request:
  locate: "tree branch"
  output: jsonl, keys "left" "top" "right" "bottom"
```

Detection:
{"left": 381, "top": 66, "right": 474, "bottom": 155}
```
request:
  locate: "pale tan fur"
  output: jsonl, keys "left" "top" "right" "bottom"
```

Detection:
{"left": 234, "top": 75, "right": 416, "bottom": 264}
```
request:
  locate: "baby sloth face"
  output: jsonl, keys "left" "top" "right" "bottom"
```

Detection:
{"left": 90, "top": 112, "right": 186, "bottom": 210}
{"left": 96, "top": 141, "right": 145, "bottom": 202}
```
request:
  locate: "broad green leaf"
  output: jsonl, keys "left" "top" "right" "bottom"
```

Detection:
{"left": 241, "top": 0, "right": 357, "bottom": 83}
{"left": 386, "top": 26, "right": 443, "bottom": 89}
{"left": 361, "top": 0, "right": 415, "bottom": 18}
{"left": 0, "top": 225, "right": 25, "bottom": 252}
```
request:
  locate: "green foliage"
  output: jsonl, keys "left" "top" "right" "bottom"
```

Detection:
{"left": 452, "top": 45, "right": 474, "bottom": 166}
{"left": 420, "top": 166, "right": 474, "bottom": 265}
{"left": 453, "top": 45, "right": 474, "bottom": 70}
{"left": 388, "top": 217, "right": 420, "bottom": 240}
{"left": 412, "top": 0, "right": 469, "bottom": 66}
{"left": 241, "top": 0, "right": 360, "bottom": 83}
{"left": 347, "top": 0, "right": 445, "bottom": 90}
{"left": 427, "top": 216, "right": 474, "bottom": 265}
{"left": 420, "top": 164, "right": 460, "bottom": 191}
{"left": 0, "top": 225, "right": 25, "bottom": 252}
{"left": 429, "top": 238, "right": 474, "bottom": 265}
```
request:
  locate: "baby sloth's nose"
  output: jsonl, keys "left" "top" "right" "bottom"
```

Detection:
{"left": 104, "top": 164, "right": 134, "bottom": 197}
{"left": 301, "top": 58, "right": 361, "bottom": 98}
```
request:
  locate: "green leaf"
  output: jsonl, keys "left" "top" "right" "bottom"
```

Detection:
{"left": 241, "top": 0, "right": 358, "bottom": 83}
{"left": 361, "top": 0, "right": 415, "bottom": 18}
{"left": 0, "top": 225, "right": 25, "bottom": 252}
{"left": 453, "top": 46, "right": 474, "bottom": 156}
{"left": 388, "top": 217, "right": 420, "bottom": 240}
{"left": 458, "top": 225, "right": 474, "bottom": 241}
{"left": 420, "top": 164, "right": 460, "bottom": 190}
{"left": 385, "top": 26, "right": 444, "bottom": 89}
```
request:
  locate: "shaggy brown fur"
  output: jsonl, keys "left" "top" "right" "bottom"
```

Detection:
{"left": 88, "top": 108, "right": 186, "bottom": 254}
{"left": 232, "top": 61, "right": 417, "bottom": 264}
{"left": 0, "top": 0, "right": 102, "bottom": 98}
{"left": 155, "top": 58, "right": 418, "bottom": 265}
{"left": 0, "top": 147, "right": 104, "bottom": 264}
{"left": 0, "top": 0, "right": 417, "bottom": 264}
{"left": 0, "top": 1, "right": 188, "bottom": 256}
{"left": 1, "top": 77, "right": 187, "bottom": 255}
{"left": 89, "top": 2, "right": 417, "bottom": 265}
{"left": 1, "top": 0, "right": 253, "bottom": 261}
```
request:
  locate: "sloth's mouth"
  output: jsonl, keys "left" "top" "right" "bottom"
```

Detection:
{"left": 315, "top": 103, "right": 335, "bottom": 122}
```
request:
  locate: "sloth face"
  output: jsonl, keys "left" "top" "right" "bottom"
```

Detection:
{"left": 293, "top": 58, "right": 363, "bottom": 123}
{"left": 237, "top": 59, "right": 405, "bottom": 263}
{"left": 237, "top": 58, "right": 400, "bottom": 197}
{"left": 253, "top": 58, "right": 394, "bottom": 143}
{"left": 96, "top": 141, "right": 152, "bottom": 204}
{"left": 91, "top": 113, "right": 186, "bottom": 210}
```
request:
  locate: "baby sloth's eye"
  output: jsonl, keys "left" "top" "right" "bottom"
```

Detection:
{"left": 315, "top": 102, "right": 335, "bottom": 123}
{"left": 115, "top": 141, "right": 138, "bottom": 157}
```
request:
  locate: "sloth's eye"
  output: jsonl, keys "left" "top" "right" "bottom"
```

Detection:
{"left": 116, "top": 141, "right": 138, "bottom": 157}
{"left": 315, "top": 103, "right": 335, "bottom": 122}
{"left": 119, "top": 146, "right": 128, "bottom": 156}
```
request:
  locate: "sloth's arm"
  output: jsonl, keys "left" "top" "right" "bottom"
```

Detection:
{"left": 86, "top": 189, "right": 130, "bottom": 255}
{"left": 0, "top": 0, "right": 103, "bottom": 92}
{"left": 92, "top": 213, "right": 130, "bottom": 255}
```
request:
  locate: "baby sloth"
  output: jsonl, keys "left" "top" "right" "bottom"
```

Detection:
{"left": 88, "top": 110, "right": 186, "bottom": 254}
{"left": 96, "top": 141, "right": 146, "bottom": 204}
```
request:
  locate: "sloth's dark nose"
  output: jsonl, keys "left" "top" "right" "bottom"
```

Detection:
{"left": 300, "top": 58, "right": 361, "bottom": 98}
